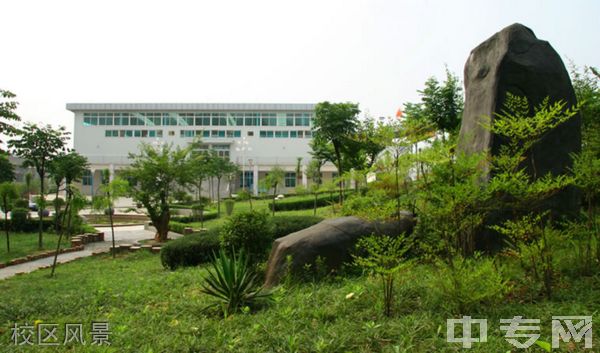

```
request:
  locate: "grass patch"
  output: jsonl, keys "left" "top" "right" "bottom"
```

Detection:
{"left": 0, "top": 253, "right": 598, "bottom": 352}
{"left": 0, "top": 232, "right": 70, "bottom": 264}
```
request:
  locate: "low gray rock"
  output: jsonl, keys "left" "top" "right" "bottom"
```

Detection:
{"left": 264, "top": 214, "right": 414, "bottom": 287}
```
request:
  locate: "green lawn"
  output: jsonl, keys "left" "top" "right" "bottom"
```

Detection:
{"left": 0, "top": 252, "right": 598, "bottom": 352}
{"left": 0, "top": 232, "right": 70, "bottom": 264}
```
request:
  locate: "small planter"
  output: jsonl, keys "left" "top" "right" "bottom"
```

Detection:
{"left": 104, "top": 208, "right": 115, "bottom": 216}
{"left": 41, "top": 209, "right": 50, "bottom": 217}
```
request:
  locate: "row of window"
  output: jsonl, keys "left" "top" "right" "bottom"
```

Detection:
{"left": 104, "top": 130, "right": 163, "bottom": 138}
{"left": 259, "top": 130, "right": 312, "bottom": 138}
{"left": 83, "top": 112, "right": 312, "bottom": 127}
{"left": 239, "top": 171, "right": 297, "bottom": 188}
{"left": 180, "top": 130, "right": 242, "bottom": 138}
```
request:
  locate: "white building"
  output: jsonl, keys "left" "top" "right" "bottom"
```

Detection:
{"left": 66, "top": 103, "right": 337, "bottom": 197}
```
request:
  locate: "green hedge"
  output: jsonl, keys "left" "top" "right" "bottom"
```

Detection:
{"left": 268, "top": 193, "right": 344, "bottom": 212}
{"left": 0, "top": 218, "right": 53, "bottom": 232}
{"left": 162, "top": 215, "right": 324, "bottom": 270}
{"left": 171, "top": 212, "right": 218, "bottom": 224}
{"left": 272, "top": 215, "right": 323, "bottom": 238}
{"left": 160, "top": 229, "right": 221, "bottom": 270}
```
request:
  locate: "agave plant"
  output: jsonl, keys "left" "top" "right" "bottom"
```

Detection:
{"left": 200, "top": 249, "right": 272, "bottom": 317}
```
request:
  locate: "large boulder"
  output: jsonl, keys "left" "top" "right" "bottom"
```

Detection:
{"left": 264, "top": 214, "right": 414, "bottom": 287}
{"left": 458, "top": 23, "right": 581, "bottom": 215}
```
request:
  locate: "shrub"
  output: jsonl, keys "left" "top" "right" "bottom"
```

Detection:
{"left": 200, "top": 249, "right": 272, "bottom": 317}
{"left": 220, "top": 211, "right": 274, "bottom": 259}
{"left": 10, "top": 207, "right": 29, "bottom": 231}
{"left": 353, "top": 233, "right": 414, "bottom": 317}
{"left": 14, "top": 199, "right": 28, "bottom": 209}
{"left": 170, "top": 212, "right": 218, "bottom": 224}
{"left": 272, "top": 215, "right": 323, "bottom": 238}
{"left": 425, "top": 254, "right": 509, "bottom": 314}
{"left": 0, "top": 217, "right": 53, "bottom": 232}
{"left": 224, "top": 199, "right": 235, "bottom": 216}
{"left": 160, "top": 229, "right": 221, "bottom": 270}
{"left": 268, "top": 193, "right": 344, "bottom": 212}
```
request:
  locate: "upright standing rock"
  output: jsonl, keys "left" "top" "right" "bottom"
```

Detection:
{"left": 458, "top": 23, "right": 581, "bottom": 216}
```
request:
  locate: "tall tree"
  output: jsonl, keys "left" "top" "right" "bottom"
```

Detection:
{"left": 8, "top": 123, "right": 69, "bottom": 249}
{"left": 49, "top": 151, "right": 88, "bottom": 276}
{"left": 208, "top": 152, "right": 239, "bottom": 217}
{"left": 122, "top": 143, "right": 190, "bottom": 242}
{"left": 188, "top": 138, "right": 209, "bottom": 201}
{"left": 0, "top": 182, "right": 18, "bottom": 252}
{"left": 263, "top": 165, "right": 285, "bottom": 216}
{"left": 0, "top": 153, "right": 15, "bottom": 183}
{"left": 0, "top": 89, "right": 20, "bottom": 150}
{"left": 571, "top": 64, "right": 600, "bottom": 156}
{"left": 92, "top": 172, "right": 129, "bottom": 259}
{"left": 313, "top": 101, "right": 360, "bottom": 203}
{"left": 410, "top": 68, "right": 464, "bottom": 138}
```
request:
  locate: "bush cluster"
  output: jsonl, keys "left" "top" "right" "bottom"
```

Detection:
{"left": 268, "top": 193, "right": 341, "bottom": 212}
{"left": 1, "top": 212, "right": 53, "bottom": 232}
{"left": 272, "top": 215, "right": 323, "bottom": 238}
{"left": 220, "top": 211, "right": 274, "bottom": 259}
{"left": 160, "top": 229, "right": 221, "bottom": 270}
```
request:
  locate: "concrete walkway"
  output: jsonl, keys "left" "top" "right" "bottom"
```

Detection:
{"left": 0, "top": 225, "right": 178, "bottom": 280}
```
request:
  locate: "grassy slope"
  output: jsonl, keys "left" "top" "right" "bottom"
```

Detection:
{"left": 0, "top": 252, "right": 598, "bottom": 352}
{"left": 0, "top": 232, "right": 70, "bottom": 263}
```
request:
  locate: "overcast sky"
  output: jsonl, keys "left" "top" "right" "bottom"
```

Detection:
{"left": 1, "top": 0, "right": 598, "bottom": 141}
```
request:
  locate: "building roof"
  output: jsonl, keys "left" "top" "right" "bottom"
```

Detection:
{"left": 66, "top": 103, "right": 316, "bottom": 112}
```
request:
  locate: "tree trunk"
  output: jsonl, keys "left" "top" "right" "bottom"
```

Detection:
{"left": 313, "top": 192, "right": 317, "bottom": 216}
{"left": 153, "top": 210, "right": 170, "bottom": 242}
{"left": 108, "top": 192, "right": 116, "bottom": 258}
{"left": 51, "top": 188, "right": 72, "bottom": 277}
{"left": 272, "top": 185, "right": 277, "bottom": 216}
{"left": 4, "top": 209, "right": 10, "bottom": 253}
{"left": 217, "top": 177, "right": 221, "bottom": 217}
{"left": 38, "top": 172, "right": 45, "bottom": 249}
{"left": 333, "top": 145, "right": 344, "bottom": 205}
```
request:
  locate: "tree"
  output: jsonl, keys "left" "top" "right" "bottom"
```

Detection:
{"left": 313, "top": 102, "right": 360, "bottom": 204}
{"left": 188, "top": 138, "right": 209, "bottom": 201}
{"left": 208, "top": 152, "right": 239, "bottom": 217}
{"left": 48, "top": 152, "right": 68, "bottom": 232}
{"left": 48, "top": 151, "right": 88, "bottom": 276}
{"left": 263, "top": 166, "right": 285, "bottom": 216}
{"left": 24, "top": 172, "right": 33, "bottom": 200}
{"left": 0, "top": 153, "right": 15, "bottom": 183}
{"left": 307, "top": 159, "right": 323, "bottom": 216}
{"left": 419, "top": 68, "right": 464, "bottom": 137}
{"left": 570, "top": 64, "right": 600, "bottom": 156}
{"left": 92, "top": 172, "right": 129, "bottom": 258}
{"left": 8, "top": 123, "right": 69, "bottom": 249}
{"left": 0, "top": 182, "right": 18, "bottom": 252}
{"left": 122, "top": 143, "right": 190, "bottom": 242}
{"left": 0, "top": 89, "right": 20, "bottom": 150}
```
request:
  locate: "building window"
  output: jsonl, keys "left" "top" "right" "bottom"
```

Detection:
{"left": 275, "top": 131, "right": 289, "bottom": 138}
{"left": 305, "top": 131, "right": 312, "bottom": 138}
{"left": 82, "top": 170, "right": 93, "bottom": 186}
{"left": 168, "top": 131, "right": 175, "bottom": 136}
{"left": 290, "top": 131, "right": 297, "bottom": 138}
{"left": 261, "top": 116, "right": 277, "bottom": 126}
{"left": 285, "top": 172, "right": 296, "bottom": 187}
{"left": 239, "top": 171, "right": 253, "bottom": 189}
{"left": 247, "top": 131, "right": 254, "bottom": 137}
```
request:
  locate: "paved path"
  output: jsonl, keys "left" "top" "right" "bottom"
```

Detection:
{"left": 0, "top": 225, "right": 179, "bottom": 280}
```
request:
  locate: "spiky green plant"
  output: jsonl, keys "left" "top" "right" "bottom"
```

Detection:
{"left": 200, "top": 249, "right": 272, "bottom": 317}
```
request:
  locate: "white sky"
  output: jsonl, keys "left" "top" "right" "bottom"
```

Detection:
{"left": 1, "top": 0, "right": 598, "bottom": 144}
